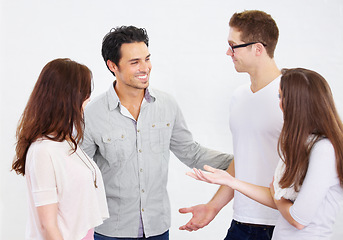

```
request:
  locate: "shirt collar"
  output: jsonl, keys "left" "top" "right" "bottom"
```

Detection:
{"left": 107, "top": 81, "right": 156, "bottom": 111}
{"left": 144, "top": 87, "right": 156, "bottom": 103}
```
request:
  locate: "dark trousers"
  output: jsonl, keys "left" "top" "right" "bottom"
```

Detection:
{"left": 224, "top": 220, "right": 274, "bottom": 240}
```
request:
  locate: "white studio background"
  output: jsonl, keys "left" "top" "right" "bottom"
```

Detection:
{"left": 1, "top": 0, "right": 343, "bottom": 239}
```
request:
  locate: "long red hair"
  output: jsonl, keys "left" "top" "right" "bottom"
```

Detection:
{"left": 12, "top": 58, "right": 92, "bottom": 175}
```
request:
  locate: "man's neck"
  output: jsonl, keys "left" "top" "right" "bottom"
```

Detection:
{"left": 249, "top": 58, "right": 281, "bottom": 93}
{"left": 114, "top": 81, "right": 145, "bottom": 120}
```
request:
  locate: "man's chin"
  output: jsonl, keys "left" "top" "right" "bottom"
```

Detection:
{"left": 234, "top": 66, "right": 244, "bottom": 73}
{"left": 140, "top": 81, "right": 149, "bottom": 88}
{"left": 134, "top": 81, "right": 149, "bottom": 90}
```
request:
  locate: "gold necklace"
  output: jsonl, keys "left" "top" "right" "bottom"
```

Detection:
{"left": 68, "top": 141, "right": 98, "bottom": 188}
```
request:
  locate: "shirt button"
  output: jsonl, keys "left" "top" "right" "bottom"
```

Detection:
{"left": 142, "top": 189, "right": 145, "bottom": 193}
{"left": 121, "top": 135, "right": 124, "bottom": 138}
{"left": 140, "top": 168, "right": 143, "bottom": 172}
{"left": 137, "top": 129, "right": 140, "bottom": 133}
{"left": 142, "top": 208, "right": 144, "bottom": 212}
{"left": 167, "top": 123, "right": 170, "bottom": 127}
{"left": 107, "top": 138, "right": 111, "bottom": 141}
{"left": 139, "top": 149, "right": 142, "bottom": 153}
{"left": 152, "top": 124, "right": 155, "bottom": 127}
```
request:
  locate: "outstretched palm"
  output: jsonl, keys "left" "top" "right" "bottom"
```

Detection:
{"left": 187, "top": 165, "right": 236, "bottom": 188}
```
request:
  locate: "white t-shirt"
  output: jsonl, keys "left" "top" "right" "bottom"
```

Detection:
{"left": 25, "top": 138, "right": 109, "bottom": 240}
{"left": 229, "top": 76, "right": 283, "bottom": 225}
{"left": 272, "top": 138, "right": 343, "bottom": 240}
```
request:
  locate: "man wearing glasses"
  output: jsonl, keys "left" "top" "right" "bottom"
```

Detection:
{"left": 179, "top": 10, "right": 283, "bottom": 240}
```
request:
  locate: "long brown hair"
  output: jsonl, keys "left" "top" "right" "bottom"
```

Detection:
{"left": 278, "top": 68, "right": 343, "bottom": 191}
{"left": 12, "top": 58, "right": 93, "bottom": 176}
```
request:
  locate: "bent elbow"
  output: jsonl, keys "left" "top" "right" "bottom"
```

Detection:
{"left": 39, "top": 222, "right": 58, "bottom": 235}
{"left": 293, "top": 222, "right": 305, "bottom": 230}
{"left": 39, "top": 222, "right": 50, "bottom": 233}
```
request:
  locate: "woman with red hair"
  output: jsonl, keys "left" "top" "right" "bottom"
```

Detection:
{"left": 12, "top": 58, "right": 109, "bottom": 240}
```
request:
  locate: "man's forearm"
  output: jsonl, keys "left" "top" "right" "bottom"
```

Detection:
{"left": 207, "top": 160, "right": 235, "bottom": 212}
{"left": 208, "top": 185, "right": 234, "bottom": 213}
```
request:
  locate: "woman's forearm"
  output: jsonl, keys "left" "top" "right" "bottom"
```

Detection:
{"left": 42, "top": 225, "right": 64, "bottom": 240}
{"left": 233, "top": 179, "right": 277, "bottom": 209}
{"left": 274, "top": 198, "right": 305, "bottom": 230}
{"left": 36, "top": 203, "right": 64, "bottom": 240}
{"left": 188, "top": 165, "right": 277, "bottom": 209}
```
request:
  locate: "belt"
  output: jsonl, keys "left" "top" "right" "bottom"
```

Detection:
{"left": 235, "top": 220, "right": 274, "bottom": 228}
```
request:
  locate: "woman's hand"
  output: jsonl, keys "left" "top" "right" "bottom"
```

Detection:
{"left": 188, "top": 165, "right": 278, "bottom": 209}
{"left": 187, "top": 165, "right": 237, "bottom": 189}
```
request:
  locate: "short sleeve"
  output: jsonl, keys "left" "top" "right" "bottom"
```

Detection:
{"left": 26, "top": 143, "right": 58, "bottom": 206}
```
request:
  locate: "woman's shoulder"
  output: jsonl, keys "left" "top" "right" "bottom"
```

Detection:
{"left": 29, "top": 138, "right": 68, "bottom": 156}
{"left": 312, "top": 138, "right": 334, "bottom": 154}
{"left": 309, "top": 137, "right": 335, "bottom": 169}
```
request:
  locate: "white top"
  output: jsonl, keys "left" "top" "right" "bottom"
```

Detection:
{"left": 273, "top": 135, "right": 318, "bottom": 201}
{"left": 273, "top": 160, "right": 298, "bottom": 201}
{"left": 272, "top": 138, "right": 343, "bottom": 240}
{"left": 229, "top": 76, "right": 283, "bottom": 225}
{"left": 25, "top": 138, "right": 109, "bottom": 240}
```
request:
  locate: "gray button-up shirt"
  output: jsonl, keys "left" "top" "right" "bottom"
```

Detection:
{"left": 81, "top": 83, "right": 233, "bottom": 238}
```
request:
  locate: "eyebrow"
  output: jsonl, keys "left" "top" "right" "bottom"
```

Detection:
{"left": 128, "top": 54, "right": 151, "bottom": 63}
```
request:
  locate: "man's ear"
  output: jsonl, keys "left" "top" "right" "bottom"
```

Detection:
{"left": 255, "top": 43, "right": 265, "bottom": 56}
{"left": 107, "top": 60, "right": 118, "bottom": 72}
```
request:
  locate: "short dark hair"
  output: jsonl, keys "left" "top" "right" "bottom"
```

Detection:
{"left": 229, "top": 10, "right": 279, "bottom": 58}
{"left": 101, "top": 26, "right": 149, "bottom": 75}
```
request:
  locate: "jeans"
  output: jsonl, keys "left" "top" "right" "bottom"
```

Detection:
{"left": 224, "top": 220, "right": 274, "bottom": 240}
{"left": 94, "top": 230, "right": 169, "bottom": 240}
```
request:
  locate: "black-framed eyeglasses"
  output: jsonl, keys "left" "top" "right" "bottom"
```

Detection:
{"left": 228, "top": 42, "right": 267, "bottom": 53}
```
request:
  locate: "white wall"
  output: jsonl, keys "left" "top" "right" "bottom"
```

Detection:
{"left": 1, "top": 0, "right": 343, "bottom": 239}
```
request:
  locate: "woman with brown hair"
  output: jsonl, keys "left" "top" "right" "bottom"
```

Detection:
{"left": 188, "top": 68, "right": 343, "bottom": 239}
{"left": 12, "top": 58, "right": 109, "bottom": 240}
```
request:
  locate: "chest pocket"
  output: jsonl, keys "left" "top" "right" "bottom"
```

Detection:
{"left": 101, "top": 129, "right": 134, "bottom": 165}
{"left": 149, "top": 121, "right": 173, "bottom": 153}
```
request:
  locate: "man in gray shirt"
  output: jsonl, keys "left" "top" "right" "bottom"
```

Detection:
{"left": 81, "top": 26, "right": 233, "bottom": 240}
